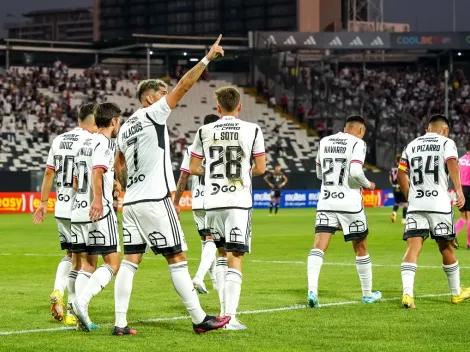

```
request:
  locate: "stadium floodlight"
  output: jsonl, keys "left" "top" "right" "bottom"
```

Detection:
{"left": 183, "top": 52, "right": 187, "bottom": 56}
{"left": 190, "top": 58, "right": 198, "bottom": 62}
{"left": 149, "top": 50, "right": 153, "bottom": 55}
{"left": 458, "top": 52, "right": 462, "bottom": 56}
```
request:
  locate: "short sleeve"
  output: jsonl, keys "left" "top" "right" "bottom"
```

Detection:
{"left": 399, "top": 147, "right": 409, "bottom": 173}
{"left": 444, "top": 140, "right": 458, "bottom": 163}
{"left": 144, "top": 97, "right": 171, "bottom": 124}
{"left": 351, "top": 140, "right": 366, "bottom": 166}
{"left": 92, "top": 144, "right": 113, "bottom": 172}
{"left": 252, "top": 126, "right": 265, "bottom": 158}
{"left": 180, "top": 147, "right": 191, "bottom": 173}
{"left": 191, "top": 128, "right": 204, "bottom": 160}
{"left": 46, "top": 147, "right": 55, "bottom": 170}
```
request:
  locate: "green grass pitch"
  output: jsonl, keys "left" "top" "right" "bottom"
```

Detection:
{"left": 1, "top": 208, "right": 470, "bottom": 352}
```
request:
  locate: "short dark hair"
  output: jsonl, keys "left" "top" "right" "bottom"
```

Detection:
{"left": 204, "top": 114, "right": 219, "bottom": 125}
{"left": 346, "top": 114, "right": 366, "bottom": 125}
{"left": 94, "top": 102, "right": 121, "bottom": 128}
{"left": 78, "top": 103, "right": 95, "bottom": 122}
{"left": 428, "top": 114, "right": 450, "bottom": 126}
{"left": 215, "top": 86, "right": 241, "bottom": 112}
{"left": 136, "top": 79, "right": 168, "bottom": 102}
{"left": 275, "top": 163, "right": 281, "bottom": 167}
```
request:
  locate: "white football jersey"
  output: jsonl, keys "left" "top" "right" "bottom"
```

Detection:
{"left": 192, "top": 116, "right": 265, "bottom": 210}
{"left": 400, "top": 132, "right": 458, "bottom": 213}
{"left": 117, "top": 97, "right": 176, "bottom": 205}
{"left": 316, "top": 132, "right": 367, "bottom": 212}
{"left": 180, "top": 145, "right": 205, "bottom": 211}
{"left": 72, "top": 134, "right": 116, "bottom": 223}
{"left": 45, "top": 127, "right": 92, "bottom": 219}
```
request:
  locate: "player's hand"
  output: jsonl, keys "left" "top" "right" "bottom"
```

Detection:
{"left": 456, "top": 189, "right": 465, "bottom": 210}
{"left": 33, "top": 202, "right": 47, "bottom": 224}
{"left": 174, "top": 204, "right": 181, "bottom": 220}
{"left": 90, "top": 199, "right": 103, "bottom": 222}
{"left": 205, "top": 34, "right": 224, "bottom": 61}
{"left": 367, "top": 182, "right": 376, "bottom": 191}
{"left": 113, "top": 180, "right": 122, "bottom": 198}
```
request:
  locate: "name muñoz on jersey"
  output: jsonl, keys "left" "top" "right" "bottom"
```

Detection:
{"left": 180, "top": 144, "right": 205, "bottom": 211}
{"left": 72, "top": 133, "right": 116, "bottom": 223}
{"left": 46, "top": 127, "right": 92, "bottom": 219}
{"left": 316, "top": 132, "right": 367, "bottom": 213}
{"left": 116, "top": 97, "right": 176, "bottom": 205}
{"left": 191, "top": 116, "right": 265, "bottom": 210}
{"left": 400, "top": 132, "right": 458, "bottom": 213}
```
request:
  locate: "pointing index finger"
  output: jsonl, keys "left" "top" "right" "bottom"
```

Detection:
{"left": 215, "top": 34, "right": 222, "bottom": 45}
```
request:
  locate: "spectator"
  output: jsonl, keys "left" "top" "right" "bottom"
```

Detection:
{"left": 297, "top": 103, "right": 305, "bottom": 124}
{"left": 281, "top": 94, "right": 288, "bottom": 113}
{"left": 307, "top": 108, "right": 315, "bottom": 129}
{"left": 269, "top": 94, "right": 276, "bottom": 108}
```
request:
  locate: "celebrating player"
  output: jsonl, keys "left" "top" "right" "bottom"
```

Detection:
{"left": 398, "top": 114, "right": 470, "bottom": 309}
{"left": 455, "top": 143, "right": 470, "bottom": 249}
{"left": 264, "top": 163, "right": 288, "bottom": 215}
{"left": 113, "top": 35, "right": 230, "bottom": 336}
{"left": 33, "top": 103, "right": 97, "bottom": 325}
{"left": 190, "top": 86, "right": 266, "bottom": 330}
{"left": 308, "top": 115, "right": 381, "bottom": 308}
{"left": 389, "top": 154, "right": 408, "bottom": 224}
{"left": 70, "top": 102, "right": 122, "bottom": 331}
{"left": 174, "top": 114, "right": 220, "bottom": 294}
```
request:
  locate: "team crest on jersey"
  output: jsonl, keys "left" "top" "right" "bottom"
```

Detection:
{"left": 105, "top": 149, "right": 111, "bottom": 157}
{"left": 84, "top": 138, "right": 92, "bottom": 146}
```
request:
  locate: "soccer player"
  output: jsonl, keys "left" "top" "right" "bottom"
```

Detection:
{"left": 264, "top": 163, "right": 288, "bottom": 215}
{"left": 390, "top": 154, "right": 408, "bottom": 224}
{"left": 190, "top": 86, "right": 266, "bottom": 330}
{"left": 174, "top": 113, "right": 220, "bottom": 294}
{"left": 70, "top": 102, "right": 122, "bottom": 331}
{"left": 32, "top": 103, "right": 97, "bottom": 325}
{"left": 398, "top": 114, "right": 470, "bottom": 308}
{"left": 308, "top": 115, "right": 381, "bottom": 308}
{"left": 456, "top": 143, "right": 470, "bottom": 249}
{"left": 113, "top": 35, "right": 230, "bottom": 336}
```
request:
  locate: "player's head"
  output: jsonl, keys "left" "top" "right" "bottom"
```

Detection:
{"left": 344, "top": 115, "right": 367, "bottom": 139}
{"left": 395, "top": 154, "right": 401, "bottom": 165}
{"left": 215, "top": 86, "right": 242, "bottom": 116}
{"left": 136, "top": 79, "right": 168, "bottom": 107}
{"left": 94, "top": 102, "right": 121, "bottom": 138}
{"left": 78, "top": 103, "right": 98, "bottom": 133}
{"left": 427, "top": 114, "right": 450, "bottom": 137}
{"left": 274, "top": 163, "right": 281, "bottom": 172}
{"left": 203, "top": 114, "right": 219, "bottom": 125}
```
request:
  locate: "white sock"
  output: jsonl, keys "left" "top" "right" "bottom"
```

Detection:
{"left": 194, "top": 239, "right": 217, "bottom": 281}
{"left": 225, "top": 269, "right": 242, "bottom": 318}
{"left": 75, "top": 270, "right": 91, "bottom": 297}
{"left": 401, "top": 262, "right": 417, "bottom": 297}
{"left": 77, "top": 264, "right": 114, "bottom": 306}
{"left": 169, "top": 261, "right": 206, "bottom": 324}
{"left": 209, "top": 253, "right": 217, "bottom": 284}
{"left": 54, "top": 256, "right": 72, "bottom": 295}
{"left": 443, "top": 261, "right": 461, "bottom": 296}
{"left": 307, "top": 249, "right": 324, "bottom": 295}
{"left": 356, "top": 255, "right": 372, "bottom": 297}
{"left": 115, "top": 260, "right": 138, "bottom": 328}
{"left": 216, "top": 257, "right": 228, "bottom": 315}
{"left": 67, "top": 270, "right": 78, "bottom": 306}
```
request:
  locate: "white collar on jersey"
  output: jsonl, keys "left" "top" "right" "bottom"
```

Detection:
{"left": 221, "top": 115, "right": 237, "bottom": 120}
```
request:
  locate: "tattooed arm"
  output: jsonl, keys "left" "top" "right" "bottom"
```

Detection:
{"left": 173, "top": 171, "right": 190, "bottom": 218}
{"left": 114, "top": 151, "right": 127, "bottom": 188}
{"left": 165, "top": 35, "right": 224, "bottom": 109}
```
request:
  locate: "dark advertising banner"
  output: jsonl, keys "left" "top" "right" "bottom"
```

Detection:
{"left": 322, "top": 32, "right": 390, "bottom": 49}
{"left": 390, "top": 32, "right": 459, "bottom": 49}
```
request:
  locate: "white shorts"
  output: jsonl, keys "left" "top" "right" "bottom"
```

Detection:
{"left": 205, "top": 208, "right": 252, "bottom": 253}
{"left": 122, "top": 197, "right": 187, "bottom": 256}
{"left": 404, "top": 211, "right": 455, "bottom": 241}
{"left": 56, "top": 218, "right": 72, "bottom": 250}
{"left": 193, "top": 210, "right": 210, "bottom": 236}
{"left": 71, "top": 211, "right": 120, "bottom": 255}
{"left": 315, "top": 209, "right": 369, "bottom": 242}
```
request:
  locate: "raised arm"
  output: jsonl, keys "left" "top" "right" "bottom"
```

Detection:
{"left": 166, "top": 35, "right": 224, "bottom": 109}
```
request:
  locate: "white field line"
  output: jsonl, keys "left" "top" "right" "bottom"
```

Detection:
{"left": 1, "top": 253, "right": 468, "bottom": 270}
{"left": 0, "top": 293, "right": 450, "bottom": 336}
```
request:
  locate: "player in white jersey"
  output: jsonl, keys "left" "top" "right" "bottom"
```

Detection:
{"left": 33, "top": 103, "right": 97, "bottom": 325}
{"left": 70, "top": 102, "right": 122, "bottom": 332}
{"left": 308, "top": 115, "right": 381, "bottom": 308}
{"left": 397, "top": 114, "right": 470, "bottom": 309}
{"left": 174, "top": 114, "right": 220, "bottom": 294}
{"left": 112, "top": 35, "right": 230, "bottom": 336}
{"left": 191, "top": 86, "right": 266, "bottom": 330}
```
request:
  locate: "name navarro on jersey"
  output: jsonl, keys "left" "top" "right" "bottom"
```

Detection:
{"left": 411, "top": 144, "right": 441, "bottom": 153}
{"left": 59, "top": 134, "right": 79, "bottom": 150}
{"left": 121, "top": 121, "right": 143, "bottom": 140}
{"left": 324, "top": 146, "right": 347, "bottom": 153}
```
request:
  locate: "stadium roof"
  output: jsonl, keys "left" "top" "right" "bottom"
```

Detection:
{"left": 22, "top": 8, "right": 91, "bottom": 17}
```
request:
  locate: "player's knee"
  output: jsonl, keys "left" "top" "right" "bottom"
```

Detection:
{"left": 66, "top": 250, "right": 72, "bottom": 258}
{"left": 217, "top": 247, "right": 227, "bottom": 257}
{"left": 353, "top": 241, "right": 368, "bottom": 256}
{"left": 124, "top": 253, "right": 143, "bottom": 265}
{"left": 165, "top": 251, "right": 187, "bottom": 264}
{"left": 438, "top": 240, "right": 454, "bottom": 254}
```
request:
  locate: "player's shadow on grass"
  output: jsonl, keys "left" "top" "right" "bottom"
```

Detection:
{"left": 138, "top": 321, "right": 192, "bottom": 333}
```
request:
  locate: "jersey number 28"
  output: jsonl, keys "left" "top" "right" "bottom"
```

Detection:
{"left": 209, "top": 146, "right": 242, "bottom": 179}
